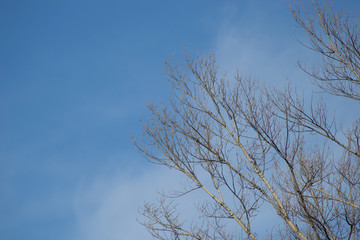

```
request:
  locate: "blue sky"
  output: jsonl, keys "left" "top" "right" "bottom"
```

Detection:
{"left": 1, "top": 0, "right": 359, "bottom": 239}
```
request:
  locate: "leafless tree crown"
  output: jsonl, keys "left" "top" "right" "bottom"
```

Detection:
{"left": 134, "top": 1, "right": 360, "bottom": 239}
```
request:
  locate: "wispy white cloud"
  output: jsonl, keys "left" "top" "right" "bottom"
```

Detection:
{"left": 214, "top": 22, "right": 303, "bottom": 86}
{"left": 71, "top": 164, "right": 191, "bottom": 240}
{"left": 211, "top": 1, "right": 319, "bottom": 92}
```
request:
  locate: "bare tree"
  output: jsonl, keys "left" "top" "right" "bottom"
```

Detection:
{"left": 134, "top": 1, "right": 360, "bottom": 239}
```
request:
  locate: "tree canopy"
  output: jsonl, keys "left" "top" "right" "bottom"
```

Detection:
{"left": 135, "top": 1, "right": 360, "bottom": 239}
